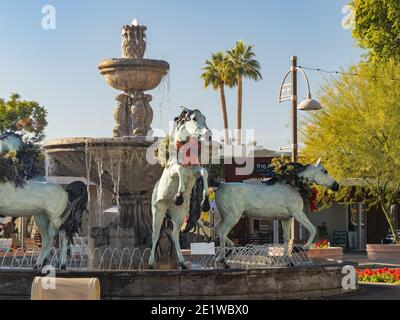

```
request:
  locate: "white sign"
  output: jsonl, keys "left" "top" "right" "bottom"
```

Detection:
{"left": 279, "top": 83, "right": 292, "bottom": 102}
{"left": 191, "top": 242, "right": 215, "bottom": 255}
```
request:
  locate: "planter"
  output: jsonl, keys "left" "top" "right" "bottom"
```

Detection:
{"left": 366, "top": 244, "right": 400, "bottom": 260}
{"left": 308, "top": 247, "right": 343, "bottom": 260}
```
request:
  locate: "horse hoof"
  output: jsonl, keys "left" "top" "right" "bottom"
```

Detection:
{"left": 174, "top": 194, "right": 184, "bottom": 206}
{"left": 179, "top": 262, "right": 188, "bottom": 270}
{"left": 202, "top": 200, "right": 210, "bottom": 212}
{"left": 148, "top": 264, "right": 154, "bottom": 270}
{"left": 60, "top": 264, "right": 66, "bottom": 270}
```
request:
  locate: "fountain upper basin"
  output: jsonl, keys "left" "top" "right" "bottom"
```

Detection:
{"left": 98, "top": 58, "right": 169, "bottom": 92}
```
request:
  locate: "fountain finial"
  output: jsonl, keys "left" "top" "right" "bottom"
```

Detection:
{"left": 121, "top": 20, "right": 147, "bottom": 59}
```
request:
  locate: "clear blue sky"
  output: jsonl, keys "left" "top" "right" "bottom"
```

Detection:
{"left": 0, "top": 0, "right": 362, "bottom": 150}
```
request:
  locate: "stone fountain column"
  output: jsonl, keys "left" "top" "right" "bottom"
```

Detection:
{"left": 95, "top": 21, "right": 170, "bottom": 261}
{"left": 44, "top": 21, "right": 171, "bottom": 267}
{"left": 110, "top": 23, "right": 157, "bottom": 138}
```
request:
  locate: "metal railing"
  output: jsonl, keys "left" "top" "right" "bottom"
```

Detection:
{"left": 0, "top": 244, "right": 312, "bottom": 271}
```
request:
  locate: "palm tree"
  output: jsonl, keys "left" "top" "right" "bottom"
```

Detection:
{"left": 227, "top": 41, "right": 262, "bottom": 145}
{"left": 201, "top": 52, "right": 235, "bottom": 144}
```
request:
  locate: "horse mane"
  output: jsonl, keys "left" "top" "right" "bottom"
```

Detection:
{"left": 155, "top": 107, "right": 200, "bottom": 167}
{"left": 0, "top": 132, "right": 22, "bottom": 141}
{"left": 287, "top": 162, "right": 310, "bottom": 173}
{"left": 174, "top": 108, "right": 200, "bottom": 128}
{"left": 0, "top": 132, "right": 40, "bottom": 187}
{"left": 261, "top": 161, "right": 314, "bottom": 202}
{"left": 261, "top": 162, "right": 310, "bottom": 185}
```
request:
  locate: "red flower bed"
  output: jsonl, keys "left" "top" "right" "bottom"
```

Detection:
{"left": 314, "top": 240, "right": 330, "bottom": 248}
{"left": 357, "top": 268, "right": 400, "bottom": 284}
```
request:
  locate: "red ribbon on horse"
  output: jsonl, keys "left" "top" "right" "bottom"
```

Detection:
{"left": 176, "top": 137, "right": 200, "bottom": 166}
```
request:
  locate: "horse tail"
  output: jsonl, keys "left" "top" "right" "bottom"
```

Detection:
{"left": 60, "top": 181, "right": 88, "bottom": 243}
{"left": 183, "top": 175, "right": 221, "bottom": 234}
{"left": 183, "top": 177, "right": 203, "bottom": 233}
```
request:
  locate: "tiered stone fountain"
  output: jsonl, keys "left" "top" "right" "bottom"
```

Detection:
{"left": 0, "top": 21, "right": 350, "bottom": 300}
{"left": 43, "top": 20, "right": 169, "bottom": 252}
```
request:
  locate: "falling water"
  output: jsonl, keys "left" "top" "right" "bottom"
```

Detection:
{"left": 84, "top": 140, "right": 93, "bottom": 236}
{"left": 156, "top": 72, "right": 171, "bottom": 133}
{"left": 96, "top": 156, "right": 104, "bottom": 227}
{"left": 44, "top": 153, "right": 55, "bottom": 180}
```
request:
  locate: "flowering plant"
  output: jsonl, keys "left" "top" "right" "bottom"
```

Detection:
{"left": 357, "top": 268, "right": 400, "bottom": 284}
{"left": 314, "top": 240, "right": 330, "bottom": 248}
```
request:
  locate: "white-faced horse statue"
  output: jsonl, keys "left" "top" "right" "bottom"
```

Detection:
{"left": 214, "top": 160, "right": 339, "bottom": 265}
{"left": 149, "top": 108, "right": 211, "bottom": 269}
{"left": 0, "top": 132, "right": 87, "bottom": 269}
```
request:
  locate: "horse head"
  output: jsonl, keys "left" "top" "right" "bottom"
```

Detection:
{"left": 173, "top": 107, "right": 211, "bottom": 144}
{"left": 0, "top": 132, "right": 23, "bottom": 154}
{"left": 300, "top": 159, "right": 339, "bottom": 191}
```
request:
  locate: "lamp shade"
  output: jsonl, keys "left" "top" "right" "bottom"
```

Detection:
{"left": 297, "top": 98, "right": 322, "bottom": 111}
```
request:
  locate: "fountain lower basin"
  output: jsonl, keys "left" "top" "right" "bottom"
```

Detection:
{"left": 0, "top": 264, "right": 350, "bottom": 300}
{"left": 43, "top": 137, "right": 163, "bottom": 251}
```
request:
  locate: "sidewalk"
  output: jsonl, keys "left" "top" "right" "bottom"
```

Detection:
{"left": 340, "top": 251, "right": 400, "bottom": 268}
{"left": 326, "top": 284, "right": 400, "bottom": 300}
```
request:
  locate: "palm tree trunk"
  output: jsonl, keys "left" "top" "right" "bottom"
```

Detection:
{"left": 237, "top": 76, "right": 243, "bottom": 145}
{"left": 219, "top": 83, "right": 229, "bottom": 144}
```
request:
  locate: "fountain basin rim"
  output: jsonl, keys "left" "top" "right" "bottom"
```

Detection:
{"left": 43, "top": 136, "right": 162, "bottom": 151}
{"left": 98, "top": 58, "right": 170, "bottom": 73}
{"left": 98, "top": 58, "right": 170, "bottom": 92}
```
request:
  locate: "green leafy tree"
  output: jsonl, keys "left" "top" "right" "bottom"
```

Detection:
{"left": 201, "top": 52, "right": 236, "bottom": 144}
{"left": 227, "top": 41, "right": 262, "bottom": 145}
{"left": 0, "top": 93, "right": 47, "bottom": 142}
{"left": 302, "top": 61, "right": 400, "bottom": 243}
{"left": 352, "top": 0, "right": 400, "bottom": 62}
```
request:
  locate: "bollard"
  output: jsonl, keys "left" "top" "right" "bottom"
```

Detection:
{"left": 31, "top": 277, "right": 100, "bottom": 300}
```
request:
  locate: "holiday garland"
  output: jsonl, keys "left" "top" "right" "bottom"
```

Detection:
{"left": 262, "top": 157, "right": 315, "bottom": 204}
{"left": 0, "top": 141, "right": 41, "bottom": 187}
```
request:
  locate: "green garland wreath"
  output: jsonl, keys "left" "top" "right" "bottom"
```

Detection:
{"left": 263, "top": 157, "right": 314, "bottom": 202}
{"left": 0, "top": 142, "right": 41, "bottom": 187}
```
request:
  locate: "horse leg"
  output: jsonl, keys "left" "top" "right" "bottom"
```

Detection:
{"left": 174, "top": 166, "right": 185, "bottom": 206}
{"left": 214, "top": 219, "right": 234, "bottom": 247}
{"left": 148, "top": 203, "right": 167, "bottom": 269}
{"left": 169, "top": 210, "right": 187, "bottom": 269}
{"left": 34, "top": 214, "right": 50, "bottom": 269}
{"left": 281, "top": 219, "right": 291, "bottom": 256}
{"left": 58, "top": 230, "right": 68, "bottom": 270}
{"left": 215, "top": 212, "right": 241, "bottom": 268}
{"left": 292, "top": 212, "right": 316, "bottom": 250}
{"left": 199, "top": 168, "right": 210, "bottom": 212}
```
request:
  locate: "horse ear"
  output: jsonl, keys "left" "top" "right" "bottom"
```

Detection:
{"left": 314, "top": 158, "right": 321, "bottom": 167}
{"left": 180, "top": 106, "right": 189, "bottom": 113}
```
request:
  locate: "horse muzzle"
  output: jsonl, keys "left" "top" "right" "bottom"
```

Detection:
{"left": 330, "top": 182, "right": 340, "bottom": 192}
{"left": 198, "top": 128, "right": 212, "bottom": 141}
